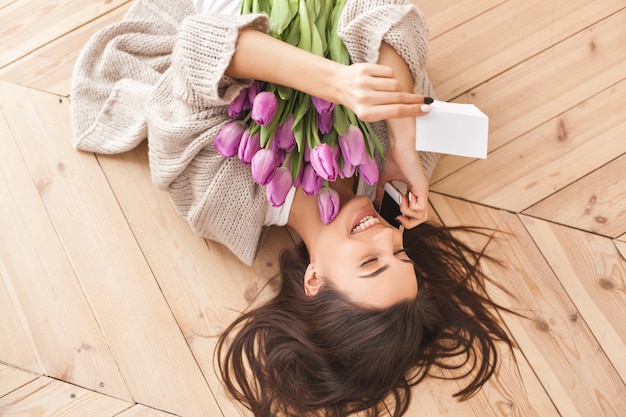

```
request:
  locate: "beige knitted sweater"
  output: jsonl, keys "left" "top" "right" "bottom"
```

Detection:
{"left": 71, "top": 0, "right": 439, "bottom": 265}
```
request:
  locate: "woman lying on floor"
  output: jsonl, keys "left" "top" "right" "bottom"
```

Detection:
{"left": 71, "top": 0, "right": 514, "bottom": 415}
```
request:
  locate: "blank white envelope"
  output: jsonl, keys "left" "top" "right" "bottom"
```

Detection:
{"left": 415, "top": 100, "right": 489, "bottom": 159}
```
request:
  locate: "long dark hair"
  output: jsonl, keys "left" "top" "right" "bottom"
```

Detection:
{"left": 216, "top": 222, "right": 516, "bottom": 417}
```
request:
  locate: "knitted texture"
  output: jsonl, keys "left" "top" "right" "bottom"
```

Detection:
{"left": 70, "top": 0, "right": 439, "bottom": 265}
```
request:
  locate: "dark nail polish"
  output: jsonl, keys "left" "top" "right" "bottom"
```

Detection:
{"left": 424, "top": 96, "right": 434, "bottom": 104}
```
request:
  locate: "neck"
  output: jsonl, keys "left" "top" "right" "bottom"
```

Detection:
{"left": 287, "top": 178, "right": 356, "bottom": 250}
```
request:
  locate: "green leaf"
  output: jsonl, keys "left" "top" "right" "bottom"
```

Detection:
{"left": 283, "top": 15, "right": 301, "bottom": 46}
{"left": 268, "top": 0, "right": 296, "bottom": 36}
{"left": 294, "top": 115, "right": 305, "bottom": 152}
{"left": 293, "top": 93, "right": 311, "bottom": 128}
{"left": 297, "top": 0, "right": 312, "bottom": 51}
{"left": 323, "top": 128, "right": 338, "bottom": 147}
{"left": 289, "top": 148, "right": 304, "bottom": 181}
{"left": 332, "top": 105, "right": 350, "bottom": 135}
{"left": 240, "top": 0, "right": 254, "bottom": 14}
{"left": 277, "top": 84, "right": 293, "bottom": 101}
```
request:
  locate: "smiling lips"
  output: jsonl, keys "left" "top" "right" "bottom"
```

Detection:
{"left": 351, "top": 214, "right": 381, "bottom": 234}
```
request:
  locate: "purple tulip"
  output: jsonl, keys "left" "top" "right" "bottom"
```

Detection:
{"left": 275, "top": 115, "right": 296, "bottom": 151}
{"left": 339, "top": 125, "right": 367, "bottom": 166}
{"left": 251, "top": 148, "right": 278, "bottom": 185}
{"left": 311, "top": 96, "right": 335, "bottom": 115}
{"left": 293, "top": 163, "right": 305, "bottom": 187}
{"left": 228, "top": 88, "right": 248, "bottom": 118}
{"left": 247, "top": 82, "right": 261, "bottom": 107}
{"left": 317, "top": 187, "right": 340, "bottom": 224}
{"left": 303, "top": 143, "right": 311, "bottom": 162}
{"left": 251, "top": 91, "right": 278, "bottom": 126}
{"left": 238, "top": 130, "right": 261, "bottom": 164}
{"left": 301, "top": 164, "right": 323, "bottom": 196}
{"left": 339, "top": 158, "right": 356, "bottom": 179}
{"left": 266, "top": 167, "right": 293, "bottom": 207}
{"left": 214, "top": 120, "right": 246, "bottom": 157}
{"left": 318, "top": 111, "right": 333, "bottom": 135}
{"left": 309, "top": 143, "right": 339, "bottom": 181}
{"left": 358, "top": 155, "right": 379, "bottom": 185}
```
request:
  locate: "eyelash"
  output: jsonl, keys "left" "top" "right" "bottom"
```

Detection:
{"left": 361, "top": 249, "right": 407, "bottom": 267}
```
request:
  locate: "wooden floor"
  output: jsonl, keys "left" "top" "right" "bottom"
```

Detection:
{"left": 1, "top": 0, "right": 625, "bottom": 416}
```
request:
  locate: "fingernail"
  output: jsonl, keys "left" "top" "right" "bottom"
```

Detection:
{"left": 420, "top": 104, "right": 431, "bottom": 113}
{"left": 424, "top": 96, "right": 434, "bottom": 104}
{"left": 408, "top": 192, "right": 412, "bottom": 202}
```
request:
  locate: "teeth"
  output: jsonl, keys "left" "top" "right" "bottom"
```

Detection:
{"left": 352, "top": 215, "right": 380, "bottom": 233}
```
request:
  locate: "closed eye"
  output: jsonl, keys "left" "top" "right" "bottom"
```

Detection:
{"left": 361, "top": 249, "right": 407, "bottom": 267}
{"left": 360, "top": 258, "right": 378, "bottom": 267}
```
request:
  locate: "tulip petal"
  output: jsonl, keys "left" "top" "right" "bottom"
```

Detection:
{"left": 317, "top": 186, "right": 340, "bottom": 224}
{"left": 266, "top": 167, "right": 293, "bottom": 207}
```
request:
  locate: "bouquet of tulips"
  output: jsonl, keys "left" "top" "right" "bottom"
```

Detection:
{"left": 214, "top": 0, "right": 383, "bottom": 223}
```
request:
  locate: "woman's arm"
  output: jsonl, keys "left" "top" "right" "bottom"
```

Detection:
{"left": 226, "top": 29, "right": 429, "bottom": 122}
{"left": 375, "top": 41, "right": 430, "bottom": 224}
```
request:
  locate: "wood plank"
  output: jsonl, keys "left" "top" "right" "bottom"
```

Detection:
{"left": 114, "top": 404, "right": 177, "bottom": 417}
{"left": 96, "top": 145, "right": 296, "bottom": 416}
{"left": 0, "top": 377, "right": 131, "bottom": 416}
{"left": 0, "top": 1, "right": 17, "bottom": 10}
{"left": 0, "top": 80, "right": 220, "bottom": 416}
{"left": 417, "top": 0, "right": 507, "bottom": 40}
{"left": 0, "top": 3, "right": 131, "bottom": 96}
{"left": 0, "top": 365, "right": 37, "bottom": 398}
{"left": 521, "top": 216, "right": 626, "bottom": 382}
{"left": 615, "top": 240, "right": 626, "bottom": 260}
{"left": 0, "top": 0, "right": 129, "bottom": 67}
{"left": 0, "top": 95, "right": 132, "bottom": 401}
{"left": 0, "top": 107, "right": 42, "bottom": 373}
{"left": 427, "top": 0, "right": 624, "bottom": 100}
{"left": 430, "top": 9, "right": 626, "bottom": 183}
{"left": 0, "top": 260, "right": 41, "bottom": 373}
{"left": 431, "top": 80, "right": 626, "bottom": 212}
{"left": 430, "top": 193, "right": 626, "bottom": 416}
{"left": 524, "top": 154, "right": 626, "bottom": 238}
{"left": 404, "top": 343, "right": 555, "bottom": 416}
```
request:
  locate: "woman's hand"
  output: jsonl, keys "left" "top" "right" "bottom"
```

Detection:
{"left": 333, "top": 63, "right": 431, "bottom": 122}
{"left": 377, "top": 145, "right": 429, "bottom": 228}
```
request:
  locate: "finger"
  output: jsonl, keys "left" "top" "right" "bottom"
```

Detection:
{"left": 359, "top": 103, "right": 430, "bottom": 122}
{"left": 396, "top": 215, "right": 425, "bottom": 230}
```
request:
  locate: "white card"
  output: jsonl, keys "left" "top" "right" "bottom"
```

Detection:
{"left": 415, "top": 100, "right": 489, "bottom": 159}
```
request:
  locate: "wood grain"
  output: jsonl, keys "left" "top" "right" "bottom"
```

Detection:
{"left": 431, "top": 79, "right": 626, "bottom": 212}
{"left": 0, "top": 365, "right": 37, "bottom": 398}
{"left": 430, "top": 193, "right": 626, "bottom": 416}
{"left": 417, "top": 0, "right": 507, "bottom": 40}
{"left": 0, "top": 91, "right": 132, "bottom": 400}
{"left": 521, "top": 215, "right": 626, "bottom": 382}
{"left": 0, "top": 377, "right": 130, "bottom": 416}
{"left": 524, "top": 154, "right": 626, "bottom": 238}
{"left": 95, "top": 145, "right": 295, "bottom": 417}
{"left": 0, "top": 0, "right": 129, "bottom": 67}
{"left": 0, "top": 3, "right": 131, "bottom": 96}
{"left": 115, "top": 404, "right": 178, "bottom": 417}
{"left": 430, "top": 8, "right": 626, "bottom": 182}
{"left": 0, "top": 81, "right": 219, "bottom": 416}
{"left": 427, "top": 0, "right": 624, "bottom": 100}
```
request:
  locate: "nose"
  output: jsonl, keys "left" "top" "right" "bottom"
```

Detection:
{"left": 372, "top": 226, "right": 396, "bottom": 254}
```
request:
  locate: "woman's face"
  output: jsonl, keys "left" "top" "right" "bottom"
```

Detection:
{"left": 308, "top": 196, "right": 418, "bottom": 309}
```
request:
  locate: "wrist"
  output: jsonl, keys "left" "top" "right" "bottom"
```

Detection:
{"left": 386, "top": 118, "right": 416, "bottom": 149}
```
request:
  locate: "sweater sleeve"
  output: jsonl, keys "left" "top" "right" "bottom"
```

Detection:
{"left": 146, "top": 13, "right": 271, "bottom": 265}
{"left": 70, "top": 0, "right": 191, "bottom": 154}
{"left": 338, "top": 0, "right": 440, "bottom": 180}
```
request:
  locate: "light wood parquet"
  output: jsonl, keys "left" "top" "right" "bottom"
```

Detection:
{"left": 1, "top": 0, "right": 625, "bottom": 416}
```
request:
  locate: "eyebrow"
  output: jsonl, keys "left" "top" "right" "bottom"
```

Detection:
{"left": 359, "top": 265, "right": 389, "bottom": 279}
{"left": 358, "top": 259, "right": 413, "bottom": 279}
{"left": 359, "top": 259, "right": 413, "bottom": 278}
